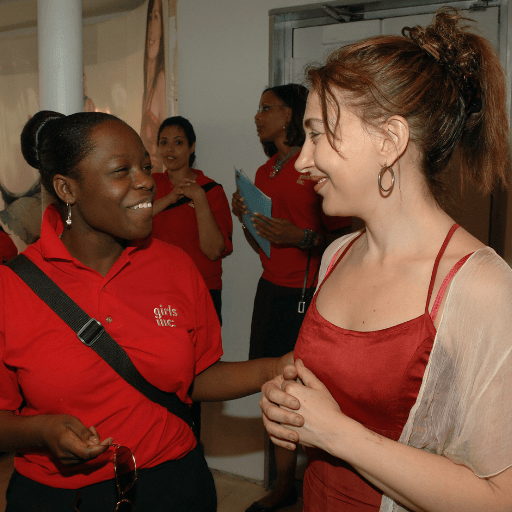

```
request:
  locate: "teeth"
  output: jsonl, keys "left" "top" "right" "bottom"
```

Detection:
{"left": 131, "top": 202, "right": 152, "bottom": 210}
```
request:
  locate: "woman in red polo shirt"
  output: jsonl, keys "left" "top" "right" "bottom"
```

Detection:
{"left": 152, "top": 116, "right": 232, "bottom": 323}
{"left": 0, "top": 110, "right": 290, "bottom": 512}
{"left": 0, "top": 225, "right": 17, "bottom": 263}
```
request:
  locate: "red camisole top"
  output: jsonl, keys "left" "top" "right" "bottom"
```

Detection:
{"left": 294, "top": 224, "right": 471, "bottom": 511}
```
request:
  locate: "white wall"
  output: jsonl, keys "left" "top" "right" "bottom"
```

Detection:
{"left": 177, "top": 0, "right": 327, "bottom": 482}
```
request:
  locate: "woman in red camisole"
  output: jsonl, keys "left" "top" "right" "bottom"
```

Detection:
{"left": 259, "top": 9, "right": 512, "bottom": 512}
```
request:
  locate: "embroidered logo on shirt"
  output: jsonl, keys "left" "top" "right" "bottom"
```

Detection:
{"left": 188, "top": 202, "right": 195, "bottom": 208}
{"left": 154, "top": 304, "right": 178, "bottom": 327}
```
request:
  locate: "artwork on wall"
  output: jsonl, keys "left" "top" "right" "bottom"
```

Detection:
{"left": 141, "top": 0, "right": 167, "bottom": 172}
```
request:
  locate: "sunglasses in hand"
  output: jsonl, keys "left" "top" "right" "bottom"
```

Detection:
{"left": 74, "top": 444, "right": 137, "bottom": 512}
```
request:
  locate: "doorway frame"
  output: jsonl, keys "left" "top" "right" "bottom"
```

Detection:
{"left": 268, "top": 0, "right": 512, "bottom": 257}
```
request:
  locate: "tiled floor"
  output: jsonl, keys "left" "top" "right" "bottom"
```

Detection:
{"left": 0, "top": 453, "right": 303, "bottom": 512}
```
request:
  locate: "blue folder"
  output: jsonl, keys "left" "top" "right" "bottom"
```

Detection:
{"left": 235, "top": 168, "right": 272, "bottom": 258}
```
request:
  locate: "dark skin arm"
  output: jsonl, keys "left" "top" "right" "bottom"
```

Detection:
{"left": 233, "top": 191, "right": 310, "bottom": 249}
{"left": 190, "top": 352, "right": 294, "bottom": 402}
{"left": 0, "top": 411, "right": 112, "bottom": 465}
{"left": 232, "top": 190, "right": 260, "bottom": 253}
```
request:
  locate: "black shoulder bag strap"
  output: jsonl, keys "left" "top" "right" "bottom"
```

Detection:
{"left": 7, "top": 254, "right": 195, "bottom": 433}
{"left": 163, "top": 181, "right": 220, "bottom": 212}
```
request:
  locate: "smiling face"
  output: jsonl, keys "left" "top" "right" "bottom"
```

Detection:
{"left": 147, "top": 0, "right": 162, "bottom": 62}
{"left": 68, "top": 120, "right": 155, "bottom": 242}
{"left": 158, "top": 125, "right": 195, "bottom": 173}
{"left": 254, "top": 90, "right": 291, "bottom": 145}
{"left": 295, "top": 90, "right": 384, "bottom": 218}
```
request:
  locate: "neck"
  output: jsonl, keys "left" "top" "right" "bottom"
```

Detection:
{"left": 166, "top": 166, "right": 196, "bottom": 186}
{"left": 358, "top": 175, "right": 453, "bottom": 263}
{"left": 61, "top": 229, "right": 126, "bottom": 277}
{"left": 275, "top": 143, "right": 296, "bottom": 162}
{"left": 272, "top": 130, "right": 293, "bottom": 158}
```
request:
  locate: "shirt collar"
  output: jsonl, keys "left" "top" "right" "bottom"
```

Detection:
{"left": 40, "top": 204, "right": 149, "bottom": 263}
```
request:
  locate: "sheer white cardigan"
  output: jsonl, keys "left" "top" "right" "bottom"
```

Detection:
{"left": 317, "top": 234, "right": 512, "bottom": 512}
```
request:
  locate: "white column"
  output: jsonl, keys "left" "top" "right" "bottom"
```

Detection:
{"left": 38, "top": 0, "right": 83, "bottom": 114}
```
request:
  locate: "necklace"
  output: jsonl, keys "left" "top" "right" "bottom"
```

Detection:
{"left": 270, "top": 147, "right": 299, "bottom": 178}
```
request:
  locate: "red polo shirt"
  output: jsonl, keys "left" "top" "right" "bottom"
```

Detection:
{"left": 151, "top": 169, "right": 233, "bottom": 290}
{"left": 255, "top": 153, "right": 351, "bottom": 288}
{"left": 0, "top": 205, "right": 223, "bottom": 488}
{"left": 0, "top": 229, "right": 17, "bottom": 263}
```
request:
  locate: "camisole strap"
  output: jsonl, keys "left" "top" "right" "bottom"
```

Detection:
{"left": 425, "top": 223, "right": 460, "bottom": 316}
{"left": 430, "top": 252, "right": 473, "bottom": 322}
{"left": 325, "top": 231, "right": 365, "bottom": 279}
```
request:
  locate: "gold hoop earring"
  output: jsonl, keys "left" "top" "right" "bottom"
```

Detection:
{"left": 378, "top": 165, "right": 395, "bottom": 194}
{"left": 66, "top": 202, "right": 72, "bottom": 227}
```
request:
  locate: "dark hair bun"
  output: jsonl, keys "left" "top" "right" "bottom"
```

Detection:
{"left": 20, "top": 110, "right": 65, "bottom": 169}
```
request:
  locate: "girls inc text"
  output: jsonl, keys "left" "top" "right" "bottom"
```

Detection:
{"left": 154, "top": 304, "right": 178, "bottom": 327}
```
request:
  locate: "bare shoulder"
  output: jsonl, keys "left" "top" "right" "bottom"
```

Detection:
{"left": 437, "top": 225, "right": 486, "bottom": 273}
{"left": 451, "top": 226, "right": 486, "bottom": 254}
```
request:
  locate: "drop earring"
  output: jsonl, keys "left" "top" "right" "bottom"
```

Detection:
{"left": 378, "top": 164, "right": 395, "bottom": 194}
{"left": 66, "top": 202, "right": 72, "bottom": 227}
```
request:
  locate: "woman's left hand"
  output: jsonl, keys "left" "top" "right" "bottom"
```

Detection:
{"left": 252, "top": 213, "right": 305, "bottom": 246}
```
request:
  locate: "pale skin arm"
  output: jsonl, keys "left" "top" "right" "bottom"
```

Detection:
{"left": 0, "top": 411, "right": 112, "bottom": 466}
{"left": 261, "top": 360, "right": 512, "bottom": 512}
{"left": 190, "top": 351, "right": 294, "bottom": 402}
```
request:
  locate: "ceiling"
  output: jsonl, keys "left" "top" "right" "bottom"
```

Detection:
{"left": 0, "top": 0, "right": 146, "bottom": 33}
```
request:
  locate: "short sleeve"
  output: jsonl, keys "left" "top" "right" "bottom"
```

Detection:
{"left": 402, "top": 249, "right": 512, "bottom": 477}
{"left": 0, "top": 267, "right": 24, "bottom": 411}
{"left": 381, "top": 249, "right": 512, "bottom": 512}
{"left": 191, "top": 271, "right": 223, "bottom": 376}
{"left": 207, "top": 185, "right": 233, "bottom": 258}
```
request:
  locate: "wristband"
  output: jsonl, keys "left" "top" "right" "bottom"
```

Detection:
{"left": 298, "top": 229, "right": 317, "bottom": 250}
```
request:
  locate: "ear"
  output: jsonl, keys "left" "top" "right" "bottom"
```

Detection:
{"left": 379, "top": 115, "right": 409, "bottom": 165}
{"left": 53, "top": 175, "right": 78, "bottom": 205}
{"left": 285, "top": 108, "right": 292, "bottom": 124}
{"left": 189, "top": 141, "right": 196, "bottom": 154}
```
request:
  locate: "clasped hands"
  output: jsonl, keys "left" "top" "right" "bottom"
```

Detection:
{"left": 260, "top": 359, "right": 349, "bottom": 455}
{"left": 170, "top": 178, "right": 204, "bottom": 203}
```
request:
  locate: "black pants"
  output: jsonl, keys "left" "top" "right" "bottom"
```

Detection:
{"left": 6, "top": 446, "right": 216, "bottom": 512}
{"left": 208, "top": 289, "right": 222, "bottom": 326}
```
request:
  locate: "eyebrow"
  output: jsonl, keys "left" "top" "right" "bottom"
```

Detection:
{"left": 304, "top": 117, "right": 323, "bottom": 128}
{"left": 107, "top": 151, "right": 150, "bottom": 162}
{"left": 160, "top": 135, "right": 185, "bottom": 140}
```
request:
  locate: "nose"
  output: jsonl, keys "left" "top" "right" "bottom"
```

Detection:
{"left": 294, "top": 144, "right": 312, "bottom": 174}
{"left": 134, "top": 169, "right": 155, "bottom": 191}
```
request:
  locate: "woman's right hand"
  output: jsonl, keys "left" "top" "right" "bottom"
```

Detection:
{"left": 40, "top": 414, "right": 112, "bottom": 466}
{"left": 231, "top": 190, "right": 247, "bottom": 222}
{"left": 260, "top": 367, "right": 304, "bottom": 451}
